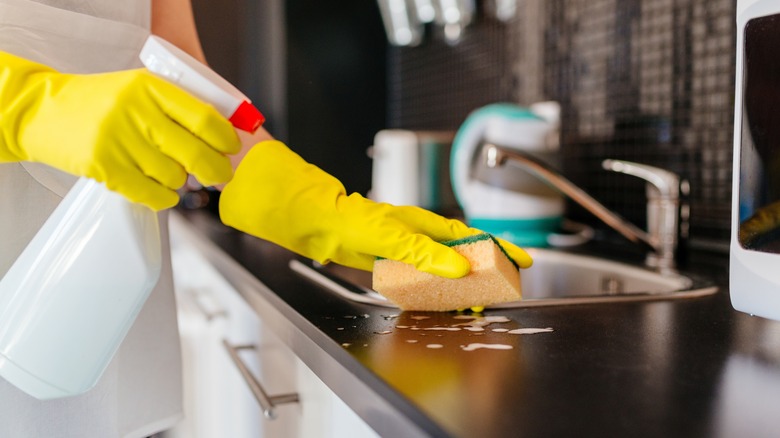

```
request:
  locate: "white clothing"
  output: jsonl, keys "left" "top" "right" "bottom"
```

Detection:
{"left": 0, "top": 0, "right": 183, "bottom": 437}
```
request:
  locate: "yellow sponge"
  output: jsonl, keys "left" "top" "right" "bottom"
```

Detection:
{"left": 372, "top": 233, "right": 521, "bottom": 311}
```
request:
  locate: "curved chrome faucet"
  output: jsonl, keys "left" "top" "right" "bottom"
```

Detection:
{"left": 482, "top": 143, "right": 686, "bottom": 271}
{"left": 601, "top": 159, "right": 689, "bottom": 271}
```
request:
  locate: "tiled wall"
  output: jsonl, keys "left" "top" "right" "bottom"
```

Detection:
{"left": 389, "top": 0, "right": 736, "bottom": 252}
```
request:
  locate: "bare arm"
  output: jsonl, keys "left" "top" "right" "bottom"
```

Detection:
{"left": 151, "top": 0, "right": 271, "bottom": 173}
{"left": 151, "top": 0, "right": 206, "bottom": 63}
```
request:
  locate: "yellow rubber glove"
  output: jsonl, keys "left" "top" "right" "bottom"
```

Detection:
{"left": 0, "top": 51, "right": 241, "bottom": 210}
{"left": 219, "top": 140, "right": 532, "bottom": 278}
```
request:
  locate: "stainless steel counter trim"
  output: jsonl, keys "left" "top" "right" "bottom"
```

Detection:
{"left": 289, "top": 259, "right": 397, "bottom": 307}
{"left": 290, "top": 258, "right": 719, "bottom": 309}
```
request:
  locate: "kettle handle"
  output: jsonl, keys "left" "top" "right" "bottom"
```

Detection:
{"left": 450, "top": 103, "right": 551, "bottom": 218}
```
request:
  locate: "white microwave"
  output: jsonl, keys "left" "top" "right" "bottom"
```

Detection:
{"left": 731, "top": 0, "right": 780, "bottom": 320}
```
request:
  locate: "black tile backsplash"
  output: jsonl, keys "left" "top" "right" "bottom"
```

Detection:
{"left": 388, "top": 0, "right": 736, "bottom": 251}
{"left": 388, "top": 15, "right": 515, "bottom": 130}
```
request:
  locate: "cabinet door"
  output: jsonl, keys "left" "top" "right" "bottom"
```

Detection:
{"left": 294, "top": 355, "right": 380, "bottom": 438}
{"left": 168, "top": 218, "right": 378, "bottom": 438}
{"left": 256, "top": 327, "right": 379, "bottom": 438}
{"left": 169, "top": 234, "right": 263, "bottom": 438}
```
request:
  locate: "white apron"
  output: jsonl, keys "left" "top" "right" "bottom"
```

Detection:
{"left": 0, "top": 1, "right": 183, "bottom": 437}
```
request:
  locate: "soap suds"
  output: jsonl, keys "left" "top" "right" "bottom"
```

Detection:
{"left": 461, "top": 343, "right": 513, "bottom": 351}
{"left": 453, "top": 315, "right": 511, "bottom": 328}
{"left": 334, "top": 313, "right": 553, "bottom": 353}
{"left": 422, "top": 327, "right": 461, "bottom": 332}
{"left": 508, "top": 327, "right": 554, "bottom": 335}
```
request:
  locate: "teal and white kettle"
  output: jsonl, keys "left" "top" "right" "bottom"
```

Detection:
{"left": 450, "top": 102, "right": 564, "bottom": 247}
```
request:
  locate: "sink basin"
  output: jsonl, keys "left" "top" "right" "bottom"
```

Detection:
{"left": 289, "top": 248, "right": 718, "bottom": 308}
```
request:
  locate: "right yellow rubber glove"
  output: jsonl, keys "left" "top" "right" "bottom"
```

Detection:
{"left": 220, "top": 140, "right": 532, "bottom": 278}
{"left": 0, "top": 51, "right": 241, "bottom": 210}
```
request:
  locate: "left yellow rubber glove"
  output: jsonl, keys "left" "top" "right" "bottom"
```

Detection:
{"left": 0, "top": 51, "right": 241, "bottom": 210}
{"left": 219, "top": 140, "right": 532, "bottom": 278}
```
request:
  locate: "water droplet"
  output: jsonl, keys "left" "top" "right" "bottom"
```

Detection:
{"left": 452, "top": 315, "right": 511, "bottom": 330}
{"left": 423, "top": 327, "right": 461, "bottom": 332}
{"left": 508, "top": 327, "right": 554, "bottom": 335}
{"left": 461, "top": 343, "right": 513, "bottom": 351}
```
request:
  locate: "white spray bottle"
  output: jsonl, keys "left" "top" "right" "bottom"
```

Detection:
{"left": 0, "top": 35, "right": 263, "bottom": 399}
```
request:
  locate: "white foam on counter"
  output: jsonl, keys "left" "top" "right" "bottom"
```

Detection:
{"left": 508, "top": 327, "right": 554, "bottom": 335}
{"left": 461, "top": 343, "right": 513, "bottom": 351}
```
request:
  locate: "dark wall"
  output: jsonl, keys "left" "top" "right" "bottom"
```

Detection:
{"left": 389, "top": 0, "right": 737, "bottom": 252}
{"left": 192, "top": 0, "right": 387, "bottom": 196}
{"left": 285, "top": 1, "right": 386, "bottom": 195}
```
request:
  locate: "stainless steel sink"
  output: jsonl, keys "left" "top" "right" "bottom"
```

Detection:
{"left": 289, "top": 248, "right": 717, "bottom": 309}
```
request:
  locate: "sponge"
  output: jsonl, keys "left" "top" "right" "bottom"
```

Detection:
{"left": 372, "top": 233, "right": 522, "bottom": 311}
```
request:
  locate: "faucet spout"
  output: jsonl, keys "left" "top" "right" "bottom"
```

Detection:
{"left": 481, "top": 143, "right": 677, "bottom": 269}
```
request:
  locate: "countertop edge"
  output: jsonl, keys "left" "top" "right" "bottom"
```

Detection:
{"left": 170, "top": 212, "right": 443, "bottom": 438}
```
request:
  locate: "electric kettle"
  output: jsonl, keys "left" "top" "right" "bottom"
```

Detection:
{"left": 450, "top": 102, "right": 564, "bottom": 246}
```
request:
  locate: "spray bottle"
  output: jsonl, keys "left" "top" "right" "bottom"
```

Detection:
{"left": 0, "top": 35, "right": 263, "bottom": 399}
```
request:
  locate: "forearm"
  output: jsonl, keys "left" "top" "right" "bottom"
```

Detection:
{"left": 151, "top": 0, "right": 274, "bottom": 177}
{"left": 151, "top": 0, "right": 206, "bottom": 63}
{"left": 233, "top": 126, "right": 274, "bottom": 168}
{"left": 210, "top": 127, "right": 274, "bottom": 191}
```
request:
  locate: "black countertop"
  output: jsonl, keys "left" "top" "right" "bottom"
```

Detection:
{"left": 174, "top": 209, "right": 780, "bottom": 438}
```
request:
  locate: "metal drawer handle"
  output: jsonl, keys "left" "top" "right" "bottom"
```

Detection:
{"left": 222, "top": 340, "right": 300, "bottom": 419}
{"left": 190, "top": 288, "right": 228, "bottom": 321}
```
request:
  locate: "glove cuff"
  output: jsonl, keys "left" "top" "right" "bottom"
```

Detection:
{"left": 0, "top": 51, "right": 59, "bottom": 162}
{"left": 219, "top": 139, "right": 346, "bottom": 245}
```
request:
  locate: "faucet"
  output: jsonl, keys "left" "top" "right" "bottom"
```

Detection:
{"left": 481, "top": 143, "right": 688, "bottom": 271}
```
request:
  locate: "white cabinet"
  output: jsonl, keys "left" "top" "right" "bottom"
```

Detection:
{"left": 168, "top": 236, "right": 263, "bottom": 438}
{"left": 165, "top": 216, "right": 379, "bottom": 438}
{"left": 260, "top": 331, "right": 380, "bottom": 438}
